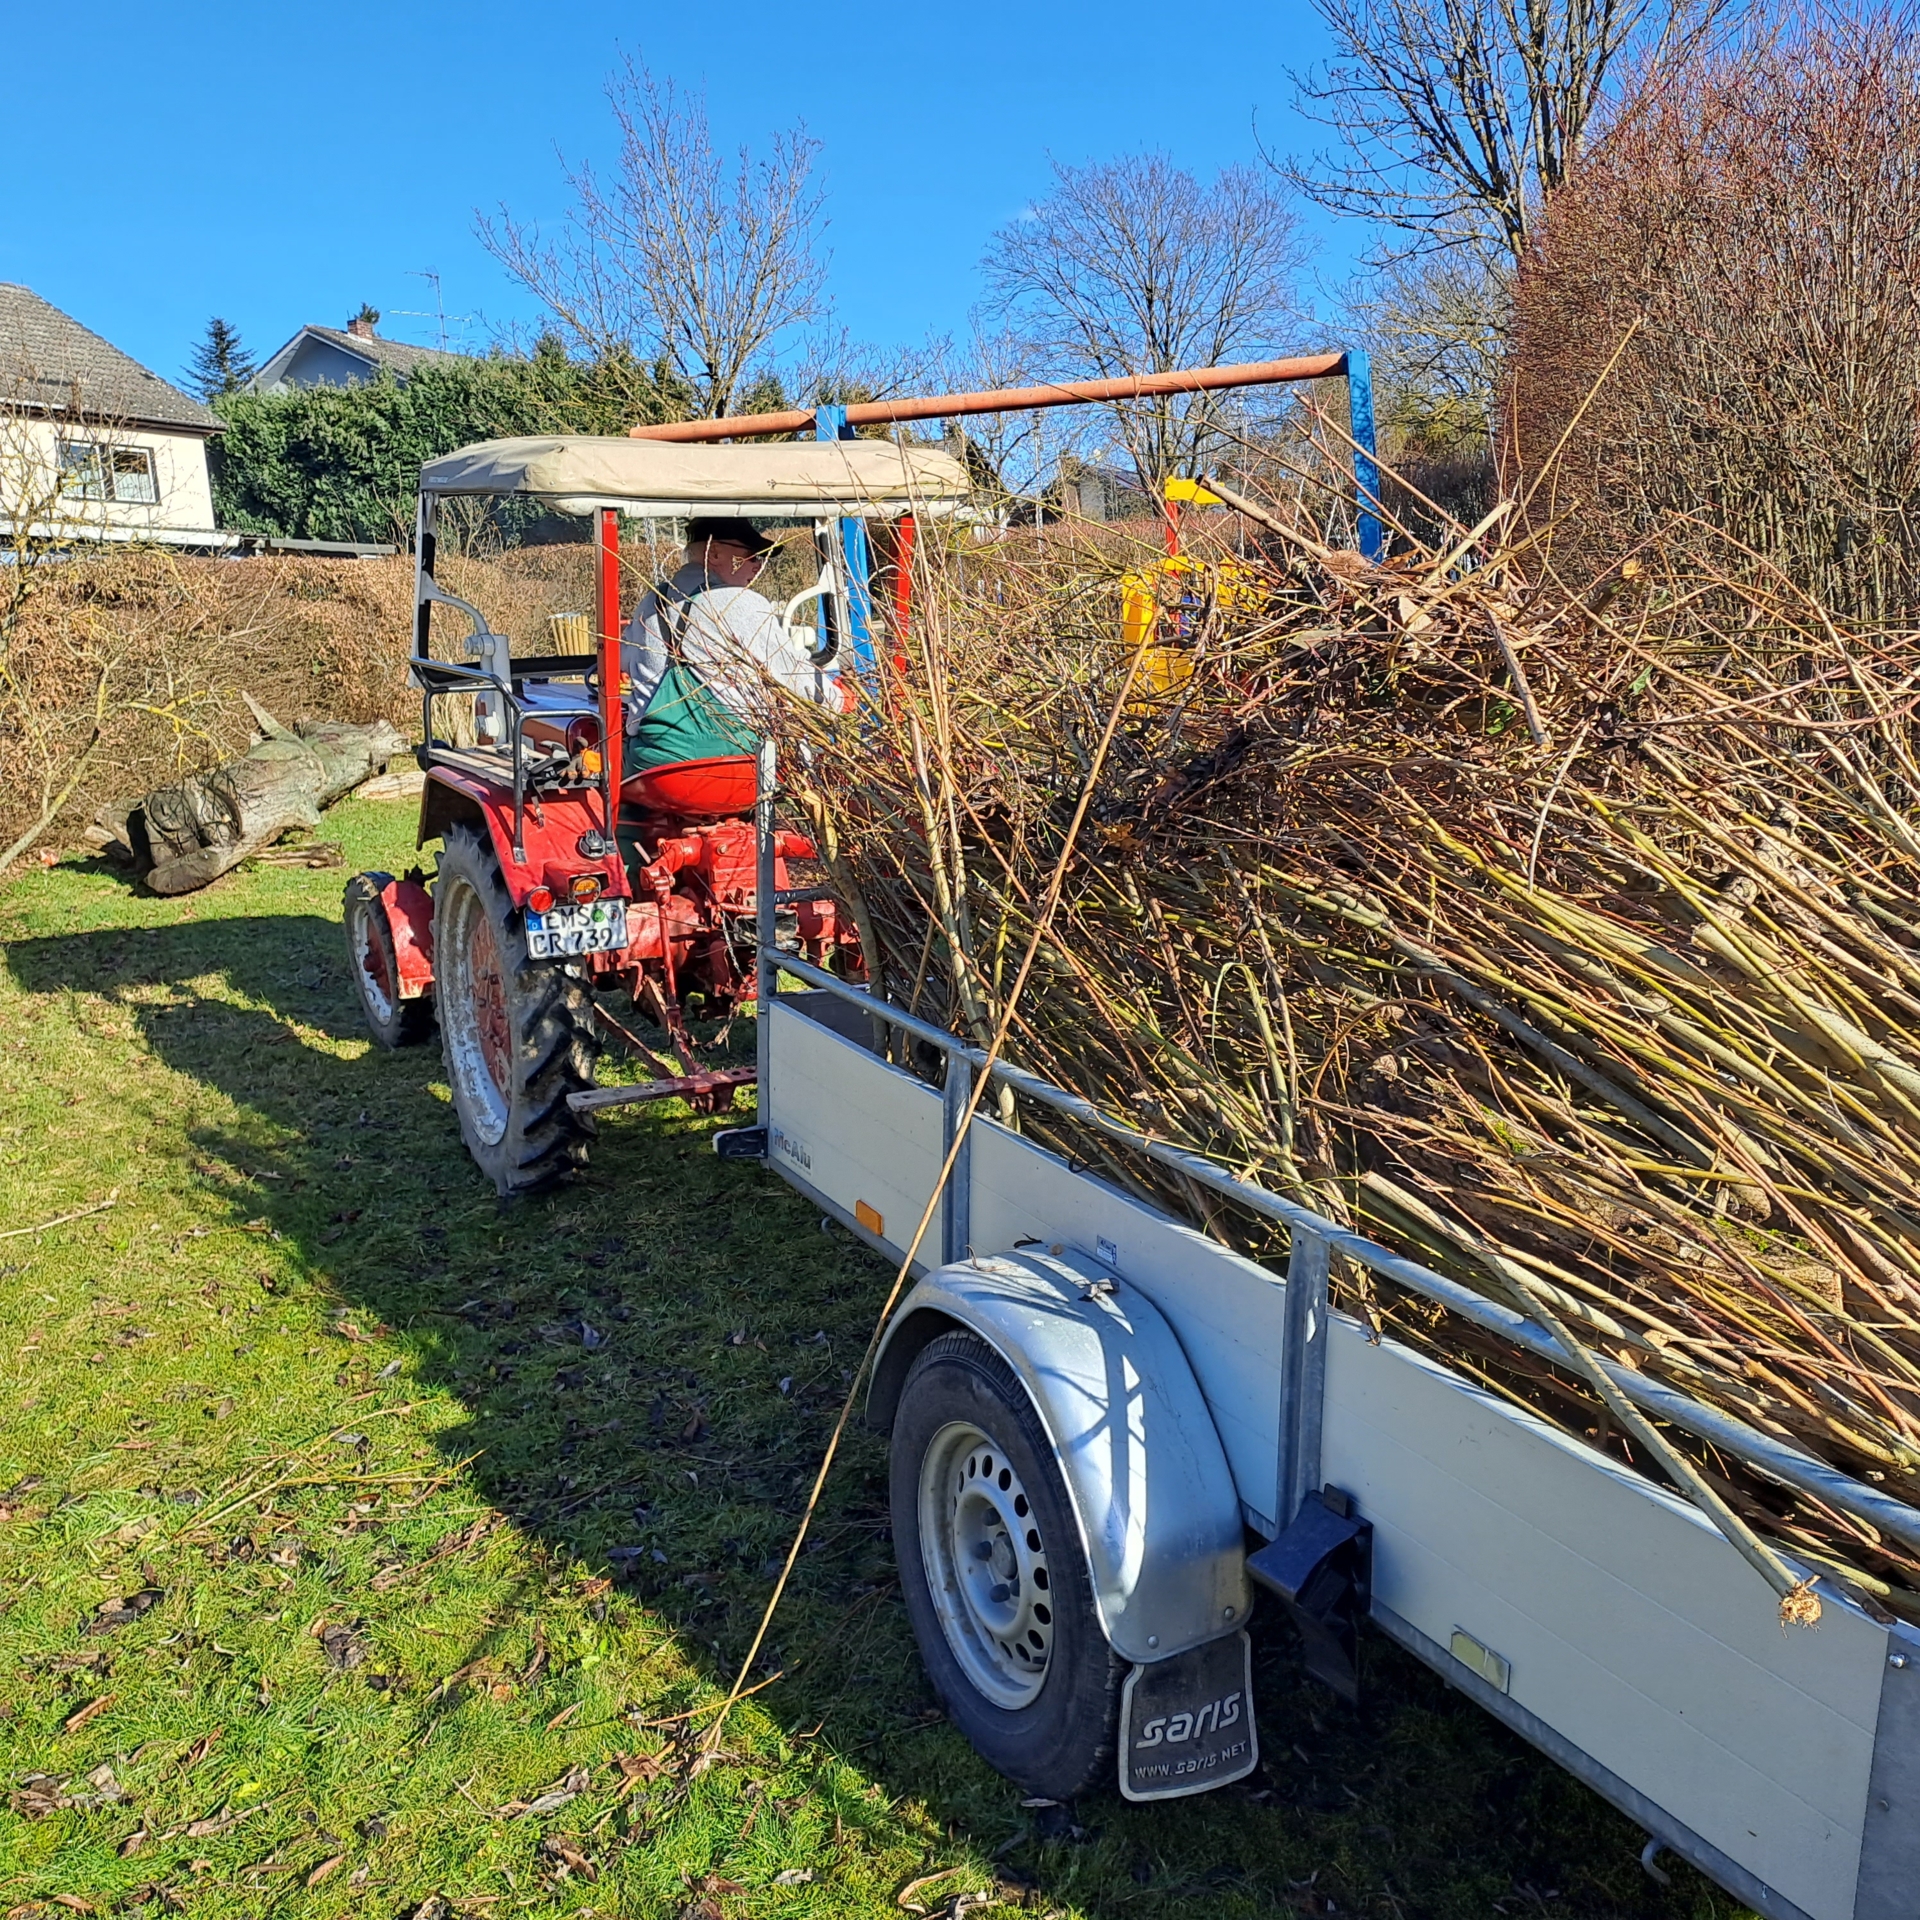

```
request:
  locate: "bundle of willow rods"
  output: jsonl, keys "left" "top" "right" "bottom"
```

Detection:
{"left": 776, "top": 499, "right": 1920, "bottom": 1618}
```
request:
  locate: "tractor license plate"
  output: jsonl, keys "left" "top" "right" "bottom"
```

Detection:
{"left": 526, "top": 898, "right": 628, "bottom": 959}
{"left": 1117, "top": 1630, "right": 1257, "bottom": 1802}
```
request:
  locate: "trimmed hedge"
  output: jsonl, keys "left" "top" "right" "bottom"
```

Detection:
{"left": 209, "top": 346, "right": 689, "bottom": 544}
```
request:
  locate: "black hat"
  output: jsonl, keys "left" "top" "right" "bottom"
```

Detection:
{"left": 685, "top": 516, "right": 777, "bottom": 558}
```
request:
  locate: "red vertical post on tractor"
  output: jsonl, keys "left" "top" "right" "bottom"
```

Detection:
{"left": 890, "top": 512, "right": 916, "bottom": 675}
{"left": 596, "top": 506, "right": 624, "bottom": 810}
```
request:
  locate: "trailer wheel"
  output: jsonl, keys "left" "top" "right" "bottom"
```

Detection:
{"left": 890, "top": 1329, "right": 1125, "bottom": 1799}
{"left": 344, "top": 872, "right": 433, "bottom": 1048}
{"left": 432, "top": 825, "right": 600, "bottom": 1195}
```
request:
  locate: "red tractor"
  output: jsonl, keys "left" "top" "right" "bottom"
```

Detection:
{"left": 343, "top": 358, "right": 1381, "bottom": 1195}
{"left": 342, "top": 431, "right": 968, "bottom": 1194}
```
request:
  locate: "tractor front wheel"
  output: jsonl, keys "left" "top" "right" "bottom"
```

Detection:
{"left": 432, "top": 825, "right": 600, "bottom": 1195}
{"left": 343, "top": 872, "right": 434, "bottom": 1049}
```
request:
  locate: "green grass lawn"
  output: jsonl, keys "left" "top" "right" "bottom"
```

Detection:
{"left": 0, "top": 799, "right": 1750, "bottom": 1920}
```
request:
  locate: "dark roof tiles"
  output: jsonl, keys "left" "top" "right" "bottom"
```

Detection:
{"left": 297, "top": 326, "right": 470, "bottom": 377}
{"left": 0, "top": 283, "right": 219, "bottom": 433}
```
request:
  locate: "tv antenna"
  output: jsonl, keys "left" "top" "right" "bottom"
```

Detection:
{"left": 391, "top": 269, "right": 471, "bottom": 351}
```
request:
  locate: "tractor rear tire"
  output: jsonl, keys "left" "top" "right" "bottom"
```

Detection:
{"left": 344, "top": 872, "right": 434, "bottom": 1049}
{"left": 431, "top": 824, "right": 600, "bottom": 1195}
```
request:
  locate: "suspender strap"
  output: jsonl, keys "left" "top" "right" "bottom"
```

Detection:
{"left": 653, "top": 574, "right": 702, "bottom": 662}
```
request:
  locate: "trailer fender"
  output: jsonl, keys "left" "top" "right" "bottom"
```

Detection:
{"left": 870, "top": 1246, "right": 1251, "bottom": 1665}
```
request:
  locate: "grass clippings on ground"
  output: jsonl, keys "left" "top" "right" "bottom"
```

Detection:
{"left": 0, "top": 799, "right": 1747, "bottom": 1918}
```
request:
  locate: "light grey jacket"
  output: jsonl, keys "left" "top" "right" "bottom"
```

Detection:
{"left": 621, "top": 563, "right": 837, "bottom": 728}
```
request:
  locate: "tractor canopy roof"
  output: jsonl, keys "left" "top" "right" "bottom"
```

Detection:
{"left": 418, "top": 435, "right": 972, "bottom": 518}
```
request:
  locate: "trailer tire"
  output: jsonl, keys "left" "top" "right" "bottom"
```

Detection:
{"left": 890, "top": 1329, "right": 1125, "bottom": 1800}
{"left": 344, "top": 872, "right": 434, "bottom": 1049}
{"left": 432, "top": 825, "right": 600, "bottom": 1195}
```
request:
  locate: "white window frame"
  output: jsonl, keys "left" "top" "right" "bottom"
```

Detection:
{"left": 56, "top": 438, "right": 160, "bottom": 506}
{"left": 57, "top": 439, "right": 105, "bottom": 501}
{"left": 107, "top": 445, "right": 158, "bottom": 505}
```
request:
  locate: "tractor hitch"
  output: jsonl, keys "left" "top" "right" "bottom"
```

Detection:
{"left": 566, "top": 1066, "right": 757, "bottom": 1116}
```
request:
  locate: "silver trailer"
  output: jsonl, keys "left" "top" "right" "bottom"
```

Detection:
{"left": 719, "top": 777, "right": 1920, "bottom": 1920}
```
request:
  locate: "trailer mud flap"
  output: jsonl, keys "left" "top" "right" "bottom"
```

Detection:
{"left": 1118, "top": 1631, "right": 1257, "bottom": 1802}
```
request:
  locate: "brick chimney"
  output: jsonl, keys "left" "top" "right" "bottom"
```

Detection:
{"left": 347, "top": 314, "right": 376, "bottom": 341}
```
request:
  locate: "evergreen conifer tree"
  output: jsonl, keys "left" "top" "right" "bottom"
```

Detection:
{"left": 185, "top": 318, "right": 257, "bottom": 400}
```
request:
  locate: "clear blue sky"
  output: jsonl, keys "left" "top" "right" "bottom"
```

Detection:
{"left": 1, "top": 0, "right": 1364, "bottom": 388}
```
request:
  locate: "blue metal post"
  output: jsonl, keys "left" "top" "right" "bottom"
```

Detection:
{"left": 838, "top": 513, "right": 874, "bottom": 676}
{"left": 1343, "top": 350, "right": 1385, "bottom": 563}
{"left": 755, "top": 736, "right": 776, "bottom": 1135}
{"left": 813, "top": 403, "right": 875, "bottom": 675}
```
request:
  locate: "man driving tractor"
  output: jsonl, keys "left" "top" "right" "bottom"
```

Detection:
{"left": 620, "top": 516, "right": 840, "bottom": 770}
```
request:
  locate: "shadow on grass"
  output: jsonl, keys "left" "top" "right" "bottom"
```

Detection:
{"left": 5, "top": 910, "right": 1738, "bottom": 1920}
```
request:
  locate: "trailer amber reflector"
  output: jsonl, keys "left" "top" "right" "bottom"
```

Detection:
{"left": 1449, "top": 1628, "right": 1511, "bottom": 1695}
{"left": 855, "top": 1200, "right": 884, "bottom": 1237}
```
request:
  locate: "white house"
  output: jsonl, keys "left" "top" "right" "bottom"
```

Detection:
{"left": 249, "top": 313, "right": 470, "bottom": 392}
{"left": 0, "top": 283, "right": 222, "bottom": 548}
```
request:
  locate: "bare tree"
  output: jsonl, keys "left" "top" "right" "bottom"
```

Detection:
{"left": 479, "top": 55, "right": 827, "bottom": 419}
{"left": 981, "top": 154, "right": 1309, "bottom": 488}
{"left": 1287, "top": 0, "right": 1727, "bottom": 266}
{"left": 783, "top": 328, "right": 949, "bottom": 418}
{"left": 1289, "top": 0, "right": 1729, "bottom": 454}
{"left": 1352, "top": 252, "right": 1508, "bottom": 439}
{"left": 923, "top": 324, "right": 1064, "bottom": 500}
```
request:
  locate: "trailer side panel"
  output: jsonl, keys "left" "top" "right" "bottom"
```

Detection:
{"left": 1321, "top": 1324, "right": 1881, "bottom": 1920}
{"left": 765, "top": 994, "right": 939, "bottom": 1269}
{"left": 764, "top": 996, "right": 1900, "bottom": 1920}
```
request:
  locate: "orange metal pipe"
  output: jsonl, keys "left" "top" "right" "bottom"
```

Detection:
{"left": 627, "top": 353, "right": 1350, "bottom": 442}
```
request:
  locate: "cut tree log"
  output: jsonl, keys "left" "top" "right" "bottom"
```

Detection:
{"left": 99, "top": 704, "right": 405, "bottom": 894}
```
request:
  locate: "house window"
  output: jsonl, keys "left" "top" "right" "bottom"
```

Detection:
{"left": 57, "top": 440, "right": 160, "bottom": 505}
{"left": 57, "top": 440, "right": 104, "bottom": 500}
{"left": 109, "top": 447, "right": 158, "bottom": 504}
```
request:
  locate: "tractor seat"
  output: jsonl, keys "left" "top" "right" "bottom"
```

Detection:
{"left": 621, "top": 754, "right": 758, "bottom": 817}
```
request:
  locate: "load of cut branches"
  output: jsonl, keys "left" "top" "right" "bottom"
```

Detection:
{"left": 779, "top": 486, "right": 1920, "bottom": 1621}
